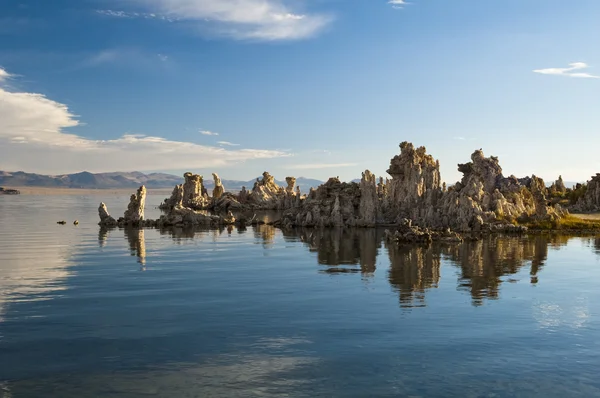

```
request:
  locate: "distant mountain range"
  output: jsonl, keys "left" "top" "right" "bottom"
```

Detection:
{"left": 0, "top": 171, "right": 325, "bottom": 192}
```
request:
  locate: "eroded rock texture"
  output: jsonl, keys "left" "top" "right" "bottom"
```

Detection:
{"left": 160, "top": 173, "right": 209, "bottom": 210}
{"left": 212, "top": 173, "right": 224, "bottom": 201}
{"left": 549, "top": 175, "right": 567, "bottom": 196}
{"left": 358, "top": 170, "right": 378, "bottom": 226}
{"left": 123, "top": 186, "right": 146, "bottom": 225}
{"left": 248, "top": 172, "right": 282, "bottom": 208}
{"left": 573, "top": 174, "right": 600, "bottom": 212}
{"left": 278, "top": 177, "right": 361, "bottom": 228}
{"left": 438, "top": 150, "right": 561, "bottom": 231}
{"left": 384, "top": 142, "right": 443, "bottom": 225}
{"left": 104, "top": 141, "right": 570, "bottom": 233}
{"left": 98, "top": 202, "right": 117, "bottom": 227}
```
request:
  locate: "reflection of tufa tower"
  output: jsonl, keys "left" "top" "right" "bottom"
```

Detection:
{"left": 283, "top": 228, "right": 382, "bottom": 276}
{"left": 442, "top": 235, "right": 549, "bottom": 305}
{"left": 387, "top": 244, "right": 441, "bottom": 308}
{"left": 125, "top": 228, "right": 146, "bottom": 266}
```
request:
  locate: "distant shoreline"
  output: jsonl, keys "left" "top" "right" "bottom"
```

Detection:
{"left": 1, "top": 186, "right": 174, "bottom": 196}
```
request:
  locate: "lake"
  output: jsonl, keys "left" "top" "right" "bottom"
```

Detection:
{"left": 1, "top": 195, "right": 600, "bottom": 397}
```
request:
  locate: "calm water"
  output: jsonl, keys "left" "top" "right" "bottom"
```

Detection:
{"left": 1, "top": 195, "right": 600, "bottom": 397}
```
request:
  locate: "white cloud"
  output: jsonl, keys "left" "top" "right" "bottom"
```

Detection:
{"left": 217, "top": 141, "right": 240, "bottom": 146}
{"left": 81, "top": 48, "right": 170, "bottom": 69}
{"left": 389, "top": 0, "right": 410, "bottom": 9}
{"left": 0, "top": 69, "right": 288, "bottom": 174}
{"left": 533, "top": 62, "right": 599, "bottom": 79}
{"left": 288, "top": 163, "right": 357, "bottom": 170}
{"left": 453, "top": 136, "right": 466, "bottom": 141}
{"left": 100, "top": 0, "right": 332, "bottom": 40}
{"left": 200, "top": 130, "right": 219, "bottom": 136}
{"left": 96, "top": 9, "right": 178, "bottom": 22}
{"left": 0, "top": 67, "right": 11, "bottom": 82}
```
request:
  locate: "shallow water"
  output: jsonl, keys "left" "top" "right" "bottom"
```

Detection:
{"left": 1, "top": 195, "right": 600, "bottom": 397}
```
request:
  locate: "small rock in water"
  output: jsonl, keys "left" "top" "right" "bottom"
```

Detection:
{"left": 73, "top": 220, "right": 79, "bottom": 225}
{"left": 57, "top": 221, "right": 66, "bottom": 225}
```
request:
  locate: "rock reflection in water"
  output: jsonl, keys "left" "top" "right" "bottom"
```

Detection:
{"left": 99, "top": 226, "right": 148, "bottom": 266}
{"left": 254, "top": 224, "right": 276, "bottom": 249}
{"left": 442, "top": 235, "right": 551, "bottom": 305}
{"left": 387, "top": 243, "right": 441, "bottom": 308}
{"left": 157, "top": 226, "right": 224, "bottom": 242}
{"left": 282, "top": 228, "right": 383, "bottom": 276}
{"left": 100, "top": 224, "right": 593, "bottom": 308}
{"left": 124, "top": 228, "right": 147, "bottom": 266}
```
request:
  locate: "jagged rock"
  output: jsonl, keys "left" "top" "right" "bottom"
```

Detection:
{"left": 123, "top": 186, "right": 146, "bottom": 225}
{"left": 439, "top": 149, "right": 560, "bottom": 231}
{"left": 212, "top": 173, "right": 224, "bottom": 201}
{"left": 376, "top": 177, "right": 387, "bottom": 199}
{"left": 160, "top": 184, "right": 184, "bottom": 210}
{"left": 358, "top": 170, "right": 378, "bottom": 226}
{"left": 530, "top": 175, "right": 551, "bottom": 218}
{"left": 160, "top": 173, "right": 210, "bottom": 210}
{"left": 182, "top": 172, "right": 209, "bottom": 208}
{"left": 280, "top": 177, "right": 361, "bottom": 228}
{"left": 248, "top": 172, "right": 282, "bottom": 208}
{"left": 573, "top": 173, "right": 600, "bottom": 212}
{"left": 98, "top": 202, "right": 118, "bottom": 227}
{"left": 157, "top": 206, "right": 222, "bottom": 227}
{"left": 384, "top": 142, "right": 443, "bottom": 225}
{"left": 238, "top": 186, "right": 250, "bottom": 204}
{"left": 103, "top": 141, "right": 572, "bottom": 233}
{"left": 285, "top": 177, "right": 296, "bottom": 194}
{"left": 549, "top": 175, "right": 567, "bottom": 196}
{"left": 213, "top": 192, "right": 244, "bottom": 212}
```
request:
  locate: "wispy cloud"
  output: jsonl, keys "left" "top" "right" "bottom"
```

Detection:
{"left": 96, "top": 9, "right": 178, "bottom": 22}
{"left": 389, "top": 0, "right": 410, "bottom": 9}
{"left": 80, "top": 48, "right": 171, "bottom": 69}
{"left": 533, "top": 62, "right": 599, "bottom": 79}
{"left": 0, "top": 68, "right": 288, "bottom": 173}
{"left": 217, "top": 141, "right": 240, "bottom": 146}
{"left": 453, "top": 136, "right": 466, "bottom": 141}
{"left": 0, "top": 67, "right": 12, "bottom": 82}
{"left": 200, "top": 130, "right": 219, "bottom": 136}
{"left": 288, "top": 163, "right": 357, "bottom": 170}
{"left": 99, "top": 0, "right": 333, "bottom": 41}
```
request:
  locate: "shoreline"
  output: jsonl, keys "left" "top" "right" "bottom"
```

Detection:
{"left": 0, "top": 186, "right": 174, "bottom": 196}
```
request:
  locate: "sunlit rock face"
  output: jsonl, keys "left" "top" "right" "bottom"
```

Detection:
{"left": 182, "top": 172, "right": 209, "bottom": 209}
{"left": 549, "top": 175, "right": 567, "bottom": 196}
{"left": 279, "top": 177, "right": 361, "bottom": 228}
{"left": 573, "top": 174, "right": 600, "bottom": 212}
{"left": 107, "top": 142, "right": 569, "bottom": 233}
{"left": 384, "top": 142, "right": 443, "bottom": 226}
{"left": 98, "top": 202, "right": 117, "bottom": 227}
{"left": 123, "top": 185, "right": 146, "bottom": 224}
{"left": 358, "top": 170, "right": 378, "bottom": 227}
{"left": 248, "top": 172, "right": 282, "bottom": 209}
{"left": 438, "top": 149, "right": 562, "bottom": 231}
{"left": 160, "top": 173, "right": 209, "bottom": 211}
{"left": 212, "top": 173, "right": 224, "bottom": 201}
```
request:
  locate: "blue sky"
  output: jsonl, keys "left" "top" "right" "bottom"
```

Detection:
{"left": 1, "top": 0, "right": 599, "bottom": 184}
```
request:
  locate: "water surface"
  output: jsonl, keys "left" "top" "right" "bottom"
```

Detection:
{"left": 1, "top": 195, "right": 600, "bottom": 397}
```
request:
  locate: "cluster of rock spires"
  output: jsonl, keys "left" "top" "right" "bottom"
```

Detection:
{"left": 572, "top": 174, "right": 600, "bottom": 212}
{"left": 99, "top": 141, "right": 579, "bottom": 233}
